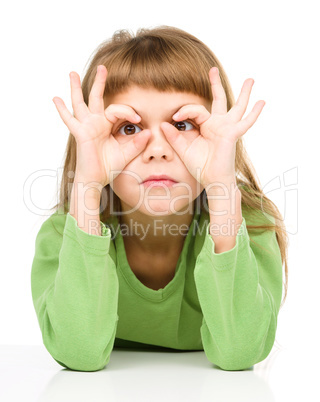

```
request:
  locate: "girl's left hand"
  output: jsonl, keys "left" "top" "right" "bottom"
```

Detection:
{"left": 161, "top": 67, "right": 265, "bottom": 188}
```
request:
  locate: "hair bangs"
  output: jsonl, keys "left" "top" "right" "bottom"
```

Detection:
{"left": 100, "top": 34, "right": 214, "bottom": 102}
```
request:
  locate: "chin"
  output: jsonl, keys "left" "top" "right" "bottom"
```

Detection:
{"left": 141, "top": 200, "right": 194, "bottom": 217}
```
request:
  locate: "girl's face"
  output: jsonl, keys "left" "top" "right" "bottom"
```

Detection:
{"left": 104, "top": 85, "right": 211, "bottom": 217}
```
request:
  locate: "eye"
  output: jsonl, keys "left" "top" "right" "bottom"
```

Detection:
{"left": 117, "top": 123, "right": 142, "bottom": 136}
{"left": 116, "top": 119, "right": 197, "bottom": 136}
{"left": 173, "top": 120, "right": 196, "bottom": 131}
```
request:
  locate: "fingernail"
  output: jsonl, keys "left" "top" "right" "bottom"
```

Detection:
{"left": 173, "top": 112, "right": 180, "bottom": 119}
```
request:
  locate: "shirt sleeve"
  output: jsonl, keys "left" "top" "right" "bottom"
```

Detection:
{"left": 31, "top": 212, "right": 119, "bottom": 372}
{"left": 194, "top": 215, "right": 283, "bottom": 371}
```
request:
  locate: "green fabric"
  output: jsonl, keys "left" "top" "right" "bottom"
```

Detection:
{"left": 31, "top": 205, "right": 283, "bottom": 372}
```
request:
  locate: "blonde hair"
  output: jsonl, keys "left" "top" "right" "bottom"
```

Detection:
{"left": 51, "top": 25, "right": 289, "bottom": 307}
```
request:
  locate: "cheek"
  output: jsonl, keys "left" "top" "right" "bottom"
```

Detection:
{"left": 180, "top": 175, "right": 205, "bottom": 199}
{"left": 109, "top": 170, "right": 142, "bottom": 198}
{"left": 184, "top": 170, "right": 204, "bottom": 191}
{"left": 179, "top": 180, "right": 204, "bottom": 198}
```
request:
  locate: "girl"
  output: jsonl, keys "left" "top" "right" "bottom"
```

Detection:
{"left": 31, "top": 26, "right": 288, "bottom": 372}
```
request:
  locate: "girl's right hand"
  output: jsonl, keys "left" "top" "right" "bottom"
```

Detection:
{"left": 52, "top": 65, "right": 150, "bottom": 189}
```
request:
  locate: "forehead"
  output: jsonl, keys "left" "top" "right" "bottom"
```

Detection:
{"left": 104, "top": 85, "right": 211, "bottom": 114}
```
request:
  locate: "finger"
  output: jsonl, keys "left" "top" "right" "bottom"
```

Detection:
{"left": 120, "top": 129, "right": 151, "bottom": 165}
{"left": 52, "top": 97, "right": 82, "bottom": 136}
{"left": 172, "top": 104, "right": 211, "bottom": 126}
{"left": 228, "top": 79, "right": 254, "bottom": 122}
{"left": 160, "top": 122, "right": 189, "bottom": 161}
{"left": 235, "top": 100, "right": 265, "bottom": 137}
{"left": 70, "top": 71, "right": 89, "bottom": 121}
{"left": 88, "top": 65, "right": 108, "bottom": 114}
{"left": 209, "top": 67, "right": 228, "bottom": 115}
{"left": 105, "top": 104, "right": 141, "bottom": 132}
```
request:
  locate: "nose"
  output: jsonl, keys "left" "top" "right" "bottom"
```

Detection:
{"left": 142, "top": 126, "right": 175, "bottom": 161}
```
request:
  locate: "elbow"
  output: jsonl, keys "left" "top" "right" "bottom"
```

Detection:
{"left": 48, "top": 345, "right": 112, "bottom": 372}
{"left": 53, "top": 353, "right": 111, "bottom": 372}
{"left": 203, "top": 331, "right": 276, "bottom": 371}
{"left": 43, "top": 334, "right": 115, "bottom": 372}
{"left": 211, "top": 344, "right": 264, "bottom": 371}
{"left": 203, "top": 305, "right": 277, "bottom": 371}
{"left": 41, "top": 316, "right": 118, "bottom": 372}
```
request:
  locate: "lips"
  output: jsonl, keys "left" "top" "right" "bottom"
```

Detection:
{"left": 142, "top": 175, "right": 177, "bottom": 183}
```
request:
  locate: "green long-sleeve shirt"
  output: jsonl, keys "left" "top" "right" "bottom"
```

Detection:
{"left": 30, "top": 205, "right": 283, "bottom": 372}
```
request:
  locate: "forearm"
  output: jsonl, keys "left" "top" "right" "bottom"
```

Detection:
{"left": 69, "top": 177, "right": 103, "bottom": 236}
{"left": 33, "top": 213, "right": 119, "bottom": 371}
{"left": 205, "top": 176, "right": 243, "bottom": 253}
{"left": 194, "top": 200, "right": 283, "bottom": 370}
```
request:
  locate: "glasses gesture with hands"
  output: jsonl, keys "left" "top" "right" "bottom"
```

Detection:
{"left": 52, "top": 65, "right": 150, "bottom": 189}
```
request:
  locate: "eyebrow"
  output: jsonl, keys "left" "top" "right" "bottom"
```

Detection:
{"left": 131, "top": 104, "right": 191, "bottom": 118}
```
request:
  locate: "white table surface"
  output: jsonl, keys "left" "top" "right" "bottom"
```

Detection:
{"left": 0, "top": 343, "right": 317, "bottom": 402}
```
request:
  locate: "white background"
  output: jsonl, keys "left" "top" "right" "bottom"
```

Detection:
{"left": 0, "top": 0, "right": 318, "bottom": 399}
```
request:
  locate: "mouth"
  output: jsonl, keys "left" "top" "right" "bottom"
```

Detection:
{"left": 142, "top": 175, "right": 177, "bottom": 183}
{"left": 142, "top": 179, "right": 177, "bottom": 188}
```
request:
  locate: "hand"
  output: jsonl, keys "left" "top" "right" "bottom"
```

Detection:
{"left": 52, "top": 65, "right": 150, "bottom": 188}
{"left": 160, "top": 67, "right": 265, "bottom": 188}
